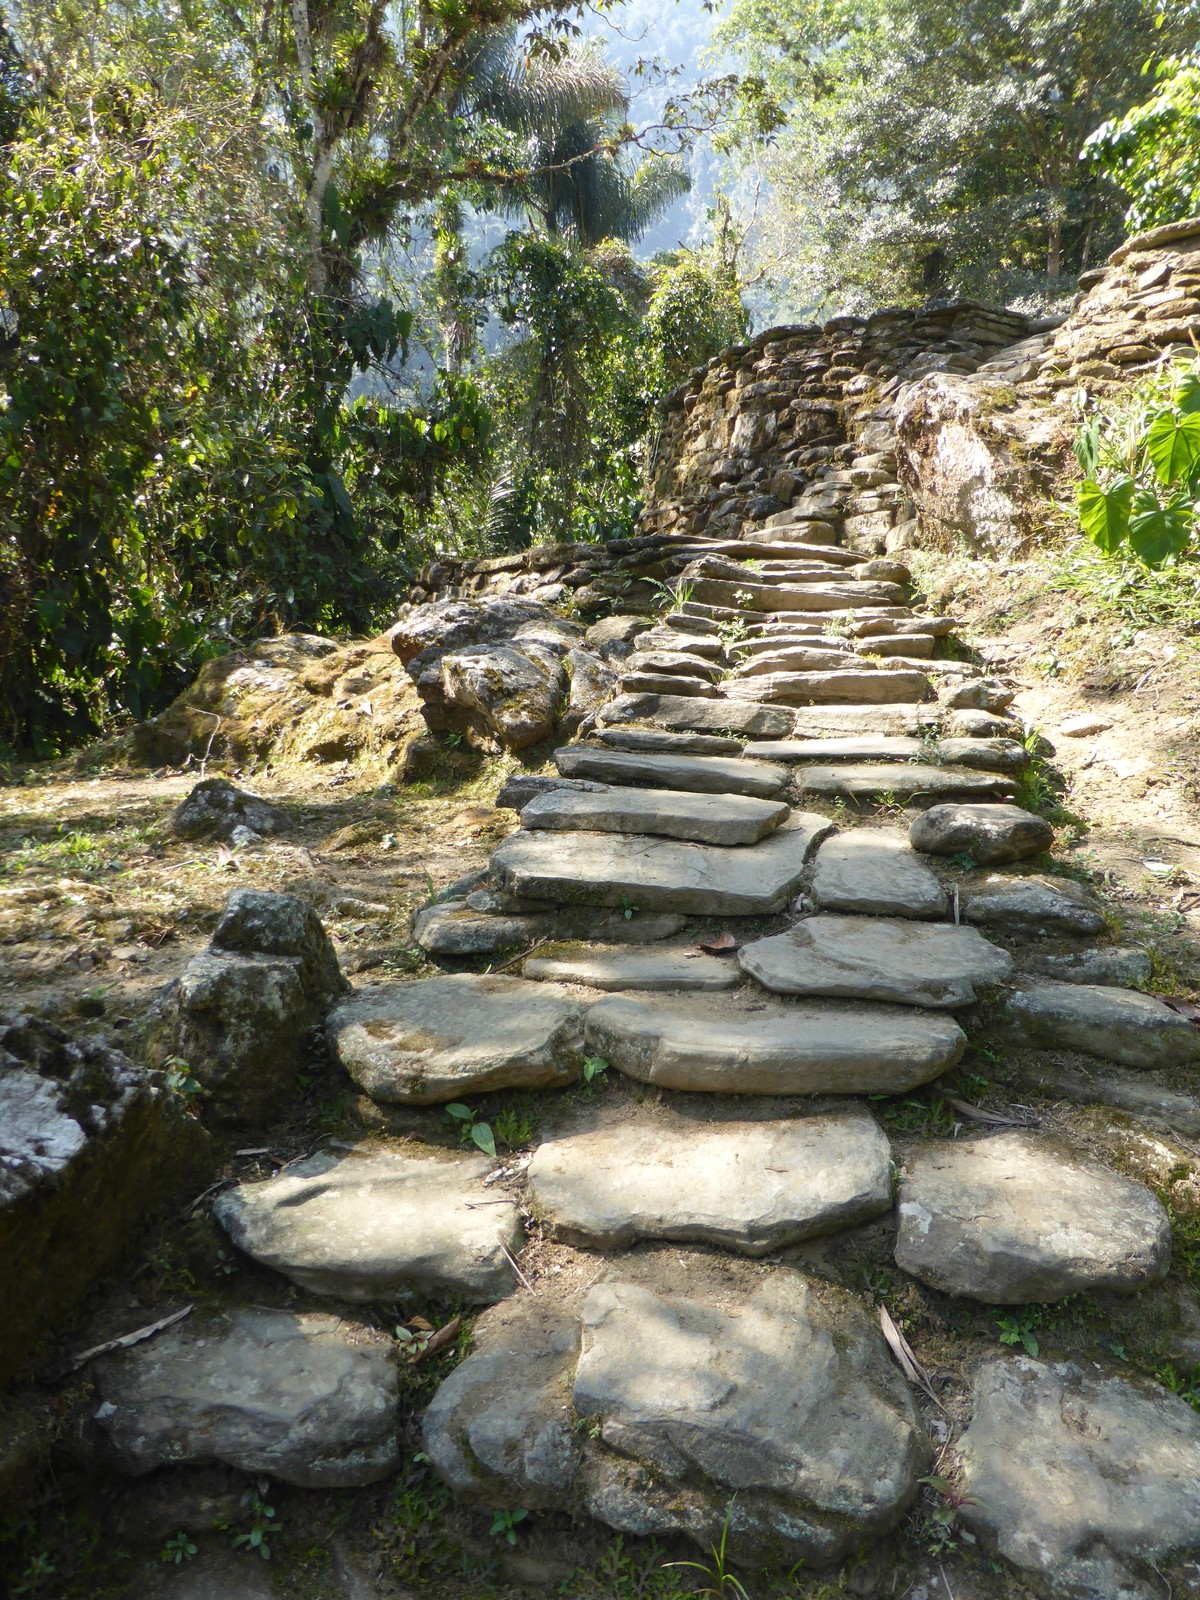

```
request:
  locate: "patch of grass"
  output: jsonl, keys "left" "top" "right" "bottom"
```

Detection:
{"left": 1048, "top": 539, "right": 1200, "bottom": 636}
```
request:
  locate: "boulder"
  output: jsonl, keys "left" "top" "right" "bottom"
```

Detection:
{"left": 998, "top": 981, "right": 1200, "bottom": 1068}
{"left": 0, "top": 1014, "right": 210, "bottom": 1385}
{"left": 213, "top": 1145, "right": 523, "bottom": 1302}
{"left": 145, "top": 889, "right": 349, "bottom": 1124}
{"left": 585, "top": 990, "right": 965, "bottom": 1094}
{"left": 527, "top": 1106, "right": 893, "bottom": 1252}
{"left": 909, "top": 802, "right": 1053, "bottom": 865}
{"left": 169, "top": 778, "right": 287, "bottom": 842}
{"left": 963, "top": 874, "right": 1106, "bottom": 936}
{"left": 92, "top": 1307, "right": 399, "bottom": 1487}
{"left": 895, "top": 1132, "right": 1171, "bottom": 1303}
{"left": 740, "top": 916, "right": 1011, "bottom": 1008}
{"left": 959, "top": 1356, "right": 1200, "bottom": 1598}
{"left": 942, "top": 677, "right": 1015, "bottom": 713}
{"left": 424, "top": 1259, "right": 930, "bottom": 1565}
{"left": 327, "top": 974, "right": 585, "bottom": 1103}
{"left": 561, "top": 649, "right": 620, "bottom": 736}
{"left": 935, "top": 737, "right": 1030, "bottom": 774}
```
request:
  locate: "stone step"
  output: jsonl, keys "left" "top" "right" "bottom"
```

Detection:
{"left": 860, "top": 632, "right": 936, "bottom": 658}
{"left": 810, "top": 827, "right": 948, "bottom": 917}
{"left": 557, "top": 744, "right": 788, "bottom": 798}
{"left": 729, "top": 630, "right": 853, "bottom": 657}
{"left": 523, "top": 944, "right": 742, "bottom": 991}
{"left": 725, "top": 670, "right": 933, "bottom": 706}
{"left": 690, "top": 578, "right": 907, "bottom": 613}
{"left": 962, "top": 874, "right": 1106, "bottom": 936}
{"left": 797, "top": 763, "right": 1015, "bottom": 802}
{"left": 526, "top": 1106, "right": 892, "bottom": 1253}
{"left": 745, "top": 517, "right": 841, "bottom": 544}
{"left": 594, "top": 727, "right": 743, "bottom": 756}
{"left": 625, "top": 649, "right": 723, "bottom": 679}
{"left": 739, "top": 914, "right": 1012, "bottom": 1007}
{"left": 997, "top": 980, "right": 1200, "bottom": 1068}
{"left": 521, "top": 784, "right": 790, "bottom": 847}
{"left": 584, "top": 990, "right": 965, "bottom": 1093}
{"left": 490, "top": 815, "right": 833, "bottom": 916}
{"left": 685, "top": 557, "right": 855, "bottom": 585}
{"left": 776, "top": 705, "right": 940, "bottom": 739}
{"left": 599, "top": 691, "right": 794, "bottom": 739}
{"left": 619, "top": 671, "right": 717, "bottom": 698}
{"left": 214, "top": 1145, "right": 524, "bottom": 1302}
{"left": 628, "top": 628, "right": 726, "bottom": 660}
{"left": 327, "top": 974, "right": 585, "bottom": 1103}
{"left": 895, "top": 1131, "right": 1171, "bottom": 1303}
{"left": 752, "top": 735, "right": 925, "bottom": 762}
{"left": 732, "top": 645, "right": 862, "bottom": 677}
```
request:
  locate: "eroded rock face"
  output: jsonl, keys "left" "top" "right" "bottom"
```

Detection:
{"left": 144, "top": 889, "right": 349, "bottom": 1124}
{"left": 92, "top": 1308, "right": 399, "bottom": 1488}
{"left": 959, "top": 1356, "right": 1200, "bottom": 1599}
{"left": 423, "top": 1259, "right": 930, "bottom": 1564}
{"left": 895, "top": 1132, "right": 1171, "bottom": 1303}
{"left": 0, "top": 1014, "right": 210, "bottom": 1384}
{"left": 327, "top": 974, "right": 584, "bottom": 1103}
{"left": 213, "top": 1144, "right": 523, "bottom": 1302}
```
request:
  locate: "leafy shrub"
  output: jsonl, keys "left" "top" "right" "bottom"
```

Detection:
{"left": 1074, "top": 358, "right": 1200, "bottom": 566}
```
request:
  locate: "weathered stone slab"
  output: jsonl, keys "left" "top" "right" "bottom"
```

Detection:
{"left": 741, "top": 915, "right": 1011, "bottom": 1007}
{"left": 526, "top": 1108, "right": 893, "bottom": 1252}
{"left": 1023, "top": 945, "right": 1152, "bottom": 987}
{"left": 963, "top": 874, "right": 1106, "bottom": 935}
{"left": 412, "top": 899, "right": 551, "bottom": 956}
{"left": 810, "top": 828, "right": 948, "bottom": 918}
{"left": 213, "top": 1145, "right": 523, "bottom": 1302}
{"left": 521, "top": 785, "right": 789, "bottom": 847}
{"left": 625, "top": 650, "right": 722, "bottom": 679}
{"left": 859, "top": 633, "right": 935, "bottom": 658}
{"left": 585, "top": 991, "right": 965, "bottom": 1094}
{"left": 935, "top": 737, "right": 1030, "bottom": 773}
{"left": 788, "top": 705, "right": 938, "bottom": 738}
{"left": 620, "top": 671, "right": 717, "bottom": 698}
{"left": 998, "top": 981, "right": 1200, "bottom": 1068}
{"left": 490, "top": 817, "right": 833, "bottom": 916}
{"left": 733, "top": 646, "right": 863, "bottom": 677}
{"left": 326, "top": 975, "right": 584, "bottom": 1103}
{"left": 943, "top": 677, "right": 1014, "bottom": 712}
{"left": 747, "top": 736, "right": 925, "bottom": 763}
{"left": 598, "top": 692, "right": 793, "bottom": 738}
{"left": 524, "top": 945, "right": 741, "bottom": 991}
{"left": 726, "top": 671, "right": 932, "bottom": 706}
{"left": 960, "top": 1356, "right": 1200, "bottom": 1598}
{"left": 910, "top": 802, "right": 1053, "bottom": 864}
{"left": 799, "top": 764, "right": 1015, "bottom": 803}
{"left": 423, "top": 1259, "right": 931, "bottom": 1564}
{"left": 93, "top": 1308, "right": 399, "bottom": 1487}
{"left": 895, "top": 1132, "right": 1171, "bottom": 1303}
{"left": 690, "top": 578, "right": 906, "bottom": 612}
{"left": 555, "top": 745, "right": 788, "bottom": 799}
{"left": 595, "top": 727, "right": 743, "bottom": 756}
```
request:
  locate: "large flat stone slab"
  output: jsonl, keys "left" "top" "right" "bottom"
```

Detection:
{"left": 798, "top": 764, "right": 1015, "bottom": 802}
{"left": 555, "top": 745, "right": 788, "bottom": 799}
{"left": 213, "top": 1145, "right": 523, "bottom": 1302}
{"left": 585, "top": 991, "right": 965, "bottom": 1094}
{"left": 895, "top": 1132, "right": 1171, "bottom": 1303}
{"left": 595, "top": 728, "right": 742, "bottom": 756}
{"left": 998, "top": 981, "right": 1200, "bottom": 1068}
{"left": 326, "top": 975, "right": 584, "bottom": 1103}
{"left": 524, "top": 945, "right": 741, "bottom": 991}
{"left": 960, "top": 1356, "right": 1200, "bottom": 1598}
{"left": 521, "top": 785, "right": 788, "bottom": 846}
{"left": 741, "top": 916, "right": 1011, "bottom": 1008}
{"left": 733, "top": 646, "right": 862, "bottom": 676}
{"left": 423, "top": 1258, "right": 930, "bottom": 1564}
{"left": 690, "top": 577, "right": 906, "bottom": 612}
{"left": 726, "top": 670, "right": 932, "bottom": 706}
{"left": 787, "top": 705, "right": 938, "bottom": 737}
{"left": 93, "top": 1308, "right": 399, "bottom": 1486}
{"left": 490, "top": 817, "right": 833, "bottom": 916}
{"left": 910, "top": 802, "right": 1053, "bottom": 864}
{"left": 750, "top": 735, "right": 925, "bottom": 763}
{"left": 810, "top": 828, "right": 948, "bottom": 918}
{"left": 527, "top": 1107, "right": 893, "bottom": 1253}
{"left": 598, "top": 693, "right": 793, "bottom": 738}
{"left": 963, "top": 874, "right": 1107, "bottom": 936}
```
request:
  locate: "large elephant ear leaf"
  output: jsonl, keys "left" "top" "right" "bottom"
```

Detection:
{"left": 1174, "top": 370, "right": 1200, "bottom": 415}
{"left": 1127, "top": 488, "right": 1193, "bottom": 567}
{"left": 1146, "top": 410, "right": 1200, "bottom": 485}
{"left": 1077, "top": 476, "right": 1133, "bottom": 554}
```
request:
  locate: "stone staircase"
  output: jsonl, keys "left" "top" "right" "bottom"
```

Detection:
{"left": 88, "top": 340, "right": 1200, "bottom": 1599}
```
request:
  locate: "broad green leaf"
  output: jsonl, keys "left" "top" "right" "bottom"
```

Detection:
{"left": 1127, "top": 489, "right": 1193, "bottom": 566}
{"left": 470, "top": 1121, "right": 497, "bottom": 1159}
{"left": 1077, "top": 476, "right": 1133, "bottom": 554}
{"left": 1175, "top": 371, "right": 1200, "bottom": 414}
{"left": 1146, "top": 410, "right": 1200, "bottom": 485}
{"left": 445, "top": 1103, "right": 473, "bottom": 1122}
{"left": 1073, "top": 418, "right": 1100, "bottom": 478}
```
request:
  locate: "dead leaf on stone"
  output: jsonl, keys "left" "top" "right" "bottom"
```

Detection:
{"left": 1163, "top": 998, "right": 1200, "bottom": 1025}
{"left": 946, "top": 1097, "right": 1036, "bottom": 1129}
{"left": 879, "top": 1305, "right": 944, "bottom": 1411}
{"left": 696, "top": 931, "right": 740, "bottom": 955}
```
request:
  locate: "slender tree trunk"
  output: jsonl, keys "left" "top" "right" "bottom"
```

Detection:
{"left": 1047, "top": 212, "right": 1062, "bottom": 279}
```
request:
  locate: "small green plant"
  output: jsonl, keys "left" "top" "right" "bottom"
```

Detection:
{"left": 493, "top": 1106, "right": 536, "bottom": 1148}
{"left": 620, "top": 894, "right": 638, "bottom": 920}
{"left": 161, "top": 1055, "right": 205, "bottom": 1105}
{"left": 159, "top": 1532, "right": 198, "bottom": 1565}
{"left": 445, "top": 730, "right": 465, "bottom": 749}
{"left": 995, "top": 1312, "right": 1039, "bottom": 1357}
{"left": 232, "top": 1489, "right": 281, "bottom": 1560}
{"left": 647, "top": 578, "right": 695, "bottom": 612}
{"left": 490, "top": 1507, "right": 529, "bottom": 1545}
{"left": 12, "top": 1551, "right": 57, "bottom": 1595}
{"left": 583, "top": 1055, "right": 609, "bottom": 1084}
{"left": 918, "top": 1475, "right": 984, "bottom": 1559}
{"left": 665, "top": 1505, "right": 750, "bottom": 1598}
{"left": 446, "top": 1103, "right": 497, "bottom": 1158}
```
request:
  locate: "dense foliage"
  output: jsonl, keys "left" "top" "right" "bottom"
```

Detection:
{"left": 717, "top": 0, "right": 1196, "bottom": 312}
{"left": 1085, "top": 55, "right": 1200, "bottom": 232}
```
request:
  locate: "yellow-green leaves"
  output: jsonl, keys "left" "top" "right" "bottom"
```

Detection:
{"left": 1146, "top": 410, "right": 1200, "bottom": 486}
{"left": 1077, "top": 476, "right": 1133, "bottom": 555}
